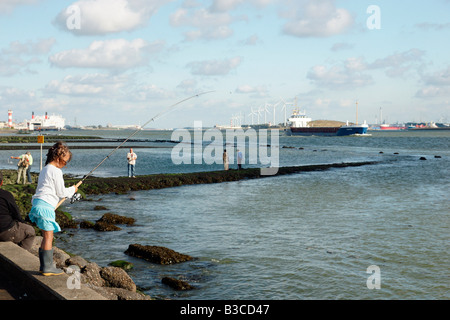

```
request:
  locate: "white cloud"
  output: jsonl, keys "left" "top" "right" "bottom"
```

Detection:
{"left": 0, "top": 0, "right": 39, "bottom": 14}
{"left": 235, "top": 84, "right": 269, "bottom": 97}
{"left": 281, "top": 0, "right": 354, "bottom": 38}
{"left": 0, "top": 38, "right": 55, "bottom": 76}
{"left": 416, "top": 66, "right": 450, "bottom": 98}
{"left": 48, "top": 39, "right": 164, "bottom": 71}
{"left": 307, "top": 58, "right": 373, "bottom": 89}
{"left": 368, "top": 49, "right": 425, "bottom": 77}
{"left": 330, "top": 42, "right": 354, "bottom": 52}
{"left": 176, "top": 79, "right": 198, "bottom": 94}
{"left": 2, "top": 38, "right": 56, "bottom": 55}
{"left": 44, "top": 73, "right": 128, "bottom": 96}
{"left": 170, "top": 7, "right": 235, "bottom": 41}
{"left": 54, "top": 0, "right": 172, "bottom": 35}
{"left": 241, "top": 34, "right": 262, "bottom": 46}
{"left": 187, "top": 57, "right": 242, "bottom": 76}
{"left": 209, "top": 0, "right": 273, "bottom": 12}
{"left": 307, "top": 50, "right": 426, "bottom": 90}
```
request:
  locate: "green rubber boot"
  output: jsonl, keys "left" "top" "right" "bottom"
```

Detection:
{"left": 40, "top": 249, "right": 63, "bottom": 276}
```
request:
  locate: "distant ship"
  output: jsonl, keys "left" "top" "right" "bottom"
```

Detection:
{"left": 26, "top": 112, "right": 65, "bottom": 131}
{"left": 286, "top": 103, "right": 369, "bottom": 137}
{"left": 380, "top": 124, "right": 406, "bottom": 130}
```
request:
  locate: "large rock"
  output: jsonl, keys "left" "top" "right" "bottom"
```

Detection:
{"left": 66, "top": 255, "right": 89, "bottom": 269}
{"left": 81, "top": 262, "right": 105, "bottom": 287}
{"left": 90, "top": 286, "right": 151, "bottom": 300}
{"left": 100, "top": 266, "right": 136, "bottom": 292}
{"left": 53, "top": 247, "right": 70, "bottom": 268}
{"left": 162, "top": 277, "right": 194, "bottom": 291}
{"left": 94, "top": 221, "right": 121, "bottom": 231}
{"left": 97, "top": 213, "right": 135, "bottom": 226}
{"left": 124, "top": 243, "right": 193, "bottom": 265}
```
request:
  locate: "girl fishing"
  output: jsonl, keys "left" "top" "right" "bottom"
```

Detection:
{"left": 29, "top": 141, "right": 80, "bottom": 276}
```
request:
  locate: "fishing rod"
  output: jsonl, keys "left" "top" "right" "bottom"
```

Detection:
{"left": 56, "top": 90, "right": 215, "bottom": 209}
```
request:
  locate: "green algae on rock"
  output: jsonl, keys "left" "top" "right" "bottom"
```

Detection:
{"left": 124, "top": 244, "right": 193, "bottom": 265}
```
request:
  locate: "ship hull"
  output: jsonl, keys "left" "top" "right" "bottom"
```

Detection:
{"left": 289, "top": 125, "right": 369, "bottom": 136}
{"left": 289, "top": 127, "right": 340, "bottom": 136}
{"left": 336, "top": 125, "right": 369, "bottom": 136}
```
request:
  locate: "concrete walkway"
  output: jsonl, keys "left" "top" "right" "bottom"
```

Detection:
{"left": 0, "top": 242, "right": 107, "bottom": 300}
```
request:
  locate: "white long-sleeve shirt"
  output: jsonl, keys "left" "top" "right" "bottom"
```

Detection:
{"left": 32, "top": 164, "right": 76, "bottom": 208}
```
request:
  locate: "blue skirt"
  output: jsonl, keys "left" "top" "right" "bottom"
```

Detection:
{"left": 29, "top": 199, "right": 61, "bottom": 232}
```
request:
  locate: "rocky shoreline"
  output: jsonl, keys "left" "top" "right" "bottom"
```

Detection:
{"left": 1, "top": 161, "right": 380, "bottom": 300}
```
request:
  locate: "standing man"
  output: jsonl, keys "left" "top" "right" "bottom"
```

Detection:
{"left": 127, "top": 148, "right": 137, "bottom": 178}
{"left": 11, "top": 153, "right": 30, "bottom": 184}
{"left": 237, "top": 149, "right": 243, "bottom": 170}
{"left": 223, "top": 149, "right": 229, "bottom": 171}
{"left": 0, "top": 171, "right": 36, "bottom": 252}
{"left": 25, "top": 152, "right": 33, "bottom": 183}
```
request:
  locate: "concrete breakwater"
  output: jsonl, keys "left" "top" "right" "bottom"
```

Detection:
{"left": 73, "top": 161, "right": 379, "bottom": 196}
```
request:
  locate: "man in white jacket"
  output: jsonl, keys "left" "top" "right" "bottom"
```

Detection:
{"left": 127, "top": 148, "right": 137, "bottom": 178}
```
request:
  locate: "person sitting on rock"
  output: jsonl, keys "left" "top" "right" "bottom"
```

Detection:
{"left": 0, "top": 170, "right": 36, "bottom": 252}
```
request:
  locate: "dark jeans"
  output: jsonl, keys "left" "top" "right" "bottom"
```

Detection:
{"left": 128, "top": 164, "right": 135, "bottom": 177}
{"left": 26, "top": 166, "right": 32, "bottom": 183}
{"left": 0, "top": 221, "right": 35, "bottom": 252}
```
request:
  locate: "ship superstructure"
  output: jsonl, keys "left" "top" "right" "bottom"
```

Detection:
{"left": 26, "top": 112, "right": 65, "bottom": 131}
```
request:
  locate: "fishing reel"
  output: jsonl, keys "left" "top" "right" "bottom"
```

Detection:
{"left": 70, "top": 193, "right": 82, "bottom": 204}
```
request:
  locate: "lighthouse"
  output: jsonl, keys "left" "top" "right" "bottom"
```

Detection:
{"left": 8, "top": 110, "right": 12, "bottom": 128}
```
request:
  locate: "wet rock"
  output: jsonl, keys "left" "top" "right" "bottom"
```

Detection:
{"left": 90, "top": 286, "right": 151, "bottom": 300}
{"left": 79, "top": 220, "right": 95, "bottom": 229}
{"left": 81, "top": 262, "right": 105, "bottom": 287}
{"left": 53, "top": 247, "right": 70, "bottom": 268}
{"left": 100, "top": 266, "right": 136, "bottom": 292}
{"left": 56, "top": 210, "right": 78, "bottom": 229}
{"left": 419, "top": 157, "right": 427, "bottom": 160}
{"left": 94, "top": 221, "right": 122, "bottom": 231}
{"left": 97, "top": 213, "right": 135, "bottom": 226}
{"left": 94, "top": 205, "right": 108, "bottom": 210}
{"left": 124, "top": 243, "right": 193, "bottom": 265}
{"left": 162, "top": 277, "right": 194, "bottom": 291}
{"left": 66, "top": 255, "right": 89, "bottom": 269}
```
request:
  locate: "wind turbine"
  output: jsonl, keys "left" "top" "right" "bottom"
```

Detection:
{"left": 264, "top": 102, "right": 271, "bottom": 124}
{"left": 248, "top": 107, "right": 257, "bottom": 125}
{"left": 272, "top": 100, "right": 281, "bottom": 126}
{"left": 257, "top": 104, "right": 265, "bottom": 124}
{"left": 280, "top": 97, "right": 294, "bottom": 127}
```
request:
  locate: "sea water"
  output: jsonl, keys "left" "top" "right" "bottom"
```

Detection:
{"left": 2, "top": 129, "right": 448, "bottom": 299}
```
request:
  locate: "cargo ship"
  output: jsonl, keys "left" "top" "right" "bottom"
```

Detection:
{"left": 380, "top": 124, "right": 406, "bottom": 131}
{"left": 286, "top": 105, "right": 369, "bottom": 136}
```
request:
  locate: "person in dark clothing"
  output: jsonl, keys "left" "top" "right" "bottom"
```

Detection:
{"left": 0, "top": 171, "right": 35, "bottom": 252}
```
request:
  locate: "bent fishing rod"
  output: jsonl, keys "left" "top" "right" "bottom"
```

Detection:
{"left": 56, "top": 90, "right": 215, "bottom": 209}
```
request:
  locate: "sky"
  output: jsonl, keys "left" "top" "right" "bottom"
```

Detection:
{"left": 0, "top": 0, "right": 449, "bottom": 129}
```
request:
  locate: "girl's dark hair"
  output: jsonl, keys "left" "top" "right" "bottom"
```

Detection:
{"left": 45, "top": 141, "right": 72, "bottom": 166}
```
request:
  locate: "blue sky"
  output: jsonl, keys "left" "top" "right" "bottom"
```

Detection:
{"left": 0, "top": 0, "right": 449, "bottom": 128}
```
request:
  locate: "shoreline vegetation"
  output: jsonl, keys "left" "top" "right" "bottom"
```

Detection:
{"left": 1, "top": 134, "right": 381, "bottom": 299}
